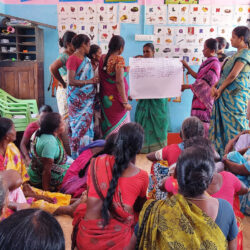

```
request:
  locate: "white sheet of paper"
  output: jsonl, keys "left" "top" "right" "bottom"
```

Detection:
{"left": 129, "top": 58, "right": 183, "bottom": 99}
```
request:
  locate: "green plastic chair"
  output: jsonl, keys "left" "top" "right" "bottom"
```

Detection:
{"left": 0, "top": 89, "right": 38, "bottom": 132}
{"left": 0, "top": 89, "right": 38, "bottom": 116}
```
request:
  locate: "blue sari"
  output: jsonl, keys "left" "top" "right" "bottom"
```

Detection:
{"left": 67, "top": 56, "right": 95, "bottom": 159}
{"left": 227, "top": 149, "right": 250, "bottom": 215}
{"left": 209, "top": 49, "right": 250, "bottom": 156}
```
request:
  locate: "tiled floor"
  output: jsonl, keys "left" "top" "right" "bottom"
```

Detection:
{"left": 56, "top": 154, "right": 250, "bottom": 250}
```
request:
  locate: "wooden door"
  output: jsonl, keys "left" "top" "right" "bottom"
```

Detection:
{"left": 17, "top": 64, "right": 37, "bottom": 100}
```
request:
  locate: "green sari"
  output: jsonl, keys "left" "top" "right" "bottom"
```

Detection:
{"left": 209, "top": 49, "right": 250, "bottom": 156}
{"left": 135, "top": 99, "right": 168, "bottom": 153}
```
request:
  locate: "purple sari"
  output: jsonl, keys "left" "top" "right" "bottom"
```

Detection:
{"left": 191, "top": 56, "right": 221, "bottom": 136}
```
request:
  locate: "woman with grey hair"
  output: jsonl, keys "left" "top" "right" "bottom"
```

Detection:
{"left": 146, "top": 116, "right": 205, "bottom": 200}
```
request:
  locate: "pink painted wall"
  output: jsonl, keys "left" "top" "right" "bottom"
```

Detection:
{"left": 2, "top": 0, "right": 250, "bottom": 5}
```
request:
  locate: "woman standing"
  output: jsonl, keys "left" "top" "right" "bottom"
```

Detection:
{"left": 66, "top": 34, "right": 99, "bottom": 159}
{"left": 87, "top": 44, "right": 103, "bottom": 139}
{"left": 210, "top": 26, "right": 250, "bottom": 156}
{"left": 182, "top": 39, "right": 221, "bottom": 137}
{"left": 99, "top": 35, "right": 132, "bottom": 138}
{"left": 216, "top": 37, "right": 230, "bottom": 65}
{"left": 135, "top": 43, "right": 169, "bottom": 153}
{"left": 49, "top": 31, "right": 76, "bottom": 119}
{"left": 88, "top": 44, "right": 102, "bottom": 74}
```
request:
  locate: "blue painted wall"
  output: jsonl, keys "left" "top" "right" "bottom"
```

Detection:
{"left": 4, "top": 4, "right": 59, "bottom": 112}
{"left": 3, "top": 3, "right": 196, "bottom": 132}
{"left": 0, "top": 2, "right": 5, "bottom": 12}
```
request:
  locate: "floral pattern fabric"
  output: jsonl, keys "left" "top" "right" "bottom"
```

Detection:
{"left": 99, "top": 54, "right": 129, "bottom": 138}
{"left": 67, "top": 56, "right": 95, "bottom": 159}
{"left": 137, "top": 194, "right": 227, "bottom": 250}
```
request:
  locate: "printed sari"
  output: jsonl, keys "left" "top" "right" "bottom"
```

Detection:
{"left": 2, "top": 143, "right": 71, "bottom": 214}
{"left": 191, "top": 56, "right": 221, "bottom": 137}
{"left": 209, "top": 49, "right": 250, "bottom": 156}
{"left": 99, "top": 54, "right": 130, "bottom": 138}
{"left": 28, "top": 136, "right": 69, "bottom": 188}
{"left": 135, "top": 99, "right": 169, "bottom": 153}
{"left": 148, "top": 143, "right": 183, "bottom": 200}
{"left": 137, "top": 194, "right": 227, "bottom": 250}
{"left": 74, "top": 155, "right": 146, "bottom": 250}
{"left": 67, "top": 56, "right": 95, "bottom": 159}
{"left": 227, "top": 149, "right": 250, "bottom": 216}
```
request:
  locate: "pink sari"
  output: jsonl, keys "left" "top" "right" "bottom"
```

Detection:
{"left": 191, "top": 56, "right": 221, "bottom": 136}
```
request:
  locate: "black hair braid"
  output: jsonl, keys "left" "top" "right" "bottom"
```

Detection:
{"left": 102, "top": 50, "right": 113, "bottom": 71}
{"left": 103, "top": 35, "right": 125, "bottom": 71}
{"left": 101, "top": 143, "right": 131, "bottom": 226}
{"left": 100, "top": 122, "right": 144, "bottom": 227}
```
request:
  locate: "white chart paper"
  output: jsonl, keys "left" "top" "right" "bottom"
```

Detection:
{"left": 129, "top": 58, "right": 182, "bottom": 99}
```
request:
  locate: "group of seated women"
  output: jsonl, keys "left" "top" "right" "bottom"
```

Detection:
{"left": 0, "top": 108, "right": 249, "bottom": 250}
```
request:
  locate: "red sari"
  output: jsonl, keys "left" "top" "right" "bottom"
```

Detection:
{"left": 99, "top": 55, "right": 130, "bottom": 138}
{"left": 73, "top": 154, "right": 148, "bottom": 250}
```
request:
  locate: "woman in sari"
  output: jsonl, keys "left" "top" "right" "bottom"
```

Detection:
{"left": 146, "top": 116, "right": 205, "bottom": 200}
{"left": 61, "top": 136, "right": 115, "bottom": 198}
{"left": 73, "top": 123, "right": 149, "bottom": 250}
{"left": 0, "top": 117, "right": 84, "bottom": 216}
{"left": 210, "top": 26, "right": 250, "bottom": 156}
{"left": 0, "top": 175, "right": 10, "bottom": 221}
{"left": 50, "top": 30, "right": 76, "bottom": 119}
{"left": 27, "top": 113, "right": 70, "bottom": 191}
{"left": 66, "top": 34, "right": 99, "bottom": 159}
{"left": 224, "top": 146, "right": 250, "bottom": 216}
{"left": 20, "top": 105, "right": 53, "bottom": 166}
{"left": 50, "top": 31, "right": 76, "bottom": 156}
{"left": 216, "top": 37, "right": 230, "bottom": 65}
{"left": 182, "top": 38, "right": 221, "bottom": 137}
{"left": 135, "top": 43, "right": 169, "bottom": 153}
{"left": 130, "top": 146, "right": 238, "bottom": 250}
{"left": 99, "top": 35, "right": 132, "bottom": 138}
{"left": 87, "top": 44, "right": 103, "bottom": 139}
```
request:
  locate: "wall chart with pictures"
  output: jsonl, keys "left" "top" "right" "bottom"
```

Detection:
{"left": 57, "top": 2, "right": 141, "bottom": 53}
{"left": 153, "top": 4, "right": 249, "bottom": 65}
{"left": 57, "top": 2, "right": 249, "bottom": 62}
